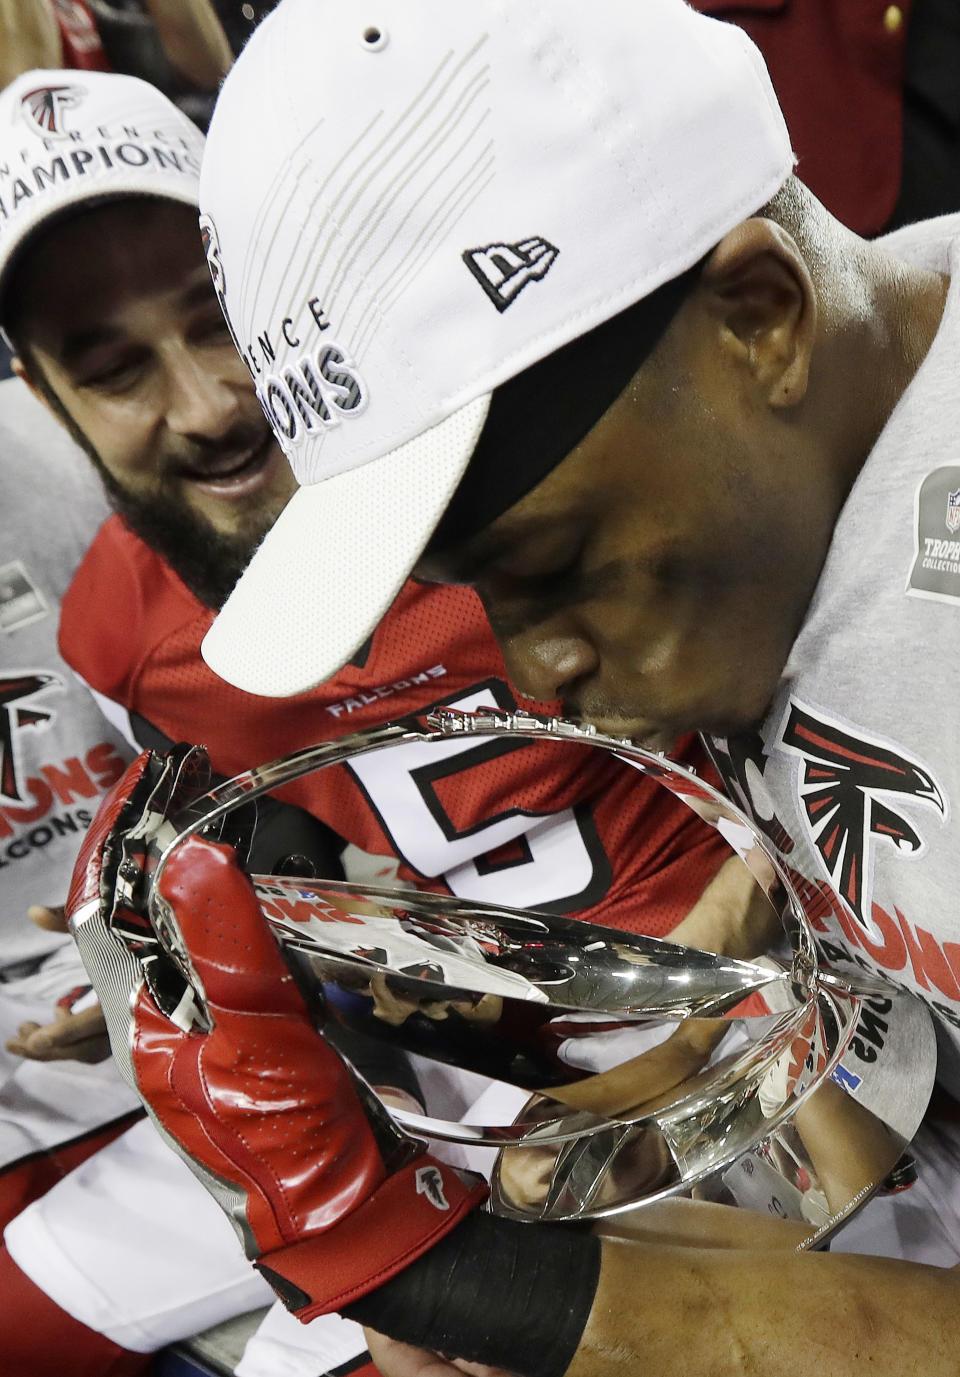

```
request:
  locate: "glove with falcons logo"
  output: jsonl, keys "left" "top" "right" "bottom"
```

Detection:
{"left": 65, "top": 744, "right": 487, "bottom": 1320}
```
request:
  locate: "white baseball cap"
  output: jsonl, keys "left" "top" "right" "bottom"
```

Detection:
{"left": 199, "top": 0, "right": 794, "bottom": 698}
{"left": 0, "top": 68, "right": 203, "bottom": 318}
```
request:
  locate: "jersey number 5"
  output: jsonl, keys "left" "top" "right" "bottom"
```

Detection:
{"left": 346, "top": 683, "right": 610, "bottom": 912}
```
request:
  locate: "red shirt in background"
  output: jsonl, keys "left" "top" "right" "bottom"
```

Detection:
{"left": 51, "top": 0, "right": 111, "bottom": 72}
{"left": 696, "top": 0, "right": 911, "bottom": 235}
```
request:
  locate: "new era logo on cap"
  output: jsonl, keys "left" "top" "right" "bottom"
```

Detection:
{"left": 462, "top": 236, "right": 559, "bottom": 312}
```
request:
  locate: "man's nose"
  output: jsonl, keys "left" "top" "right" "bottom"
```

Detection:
{"left": 497, "top": 623, "right": 598, "bottom": 704}
{"left": 164, "top": 349, "right": 243, "bottom": 440}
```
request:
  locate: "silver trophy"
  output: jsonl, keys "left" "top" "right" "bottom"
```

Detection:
{"left": 149, "top": 709, "right": 935, "bottom": 1247}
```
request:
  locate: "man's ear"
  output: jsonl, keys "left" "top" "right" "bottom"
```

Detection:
{"left": 11, "top": 351, "right": 58, "bottom": 419}
{"left": 11, "top": 353, "right": 30, "bottom": 386}
{"left": 12, "top": 352, "right": 39, "bottom": 396}
{"left": 699, "top": 218, "right": 817, "bottom": 410}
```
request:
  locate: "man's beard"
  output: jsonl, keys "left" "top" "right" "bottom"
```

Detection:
{"left": 30, "top": 371, "right": 275, "bottom": 610}
{"left": 96, "top": 461, "right": 267, "bottom": 610}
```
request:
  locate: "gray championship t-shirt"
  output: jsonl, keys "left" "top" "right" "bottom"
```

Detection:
{"left": 708, "top": 214, "right": 960, "bottom": 1092}
{"left": 0, "top": 377, "right": 131, "bottom": 964}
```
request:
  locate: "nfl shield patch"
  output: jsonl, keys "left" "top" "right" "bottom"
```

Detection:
{"left": 907, "top": 465, "right": 960, "bottom": 604}
{"left": 947, "top": 488, "right": 960, "bottom": 533}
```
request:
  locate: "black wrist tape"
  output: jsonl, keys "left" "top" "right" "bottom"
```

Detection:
{"left": 342, "top": 1211, "right": 601, "bottom": 1377}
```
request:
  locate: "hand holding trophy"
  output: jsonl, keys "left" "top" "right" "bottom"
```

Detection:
{"left": 67, "top": 709, "right": 934, "bottom": 1330}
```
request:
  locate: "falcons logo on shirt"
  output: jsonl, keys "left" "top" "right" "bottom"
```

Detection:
{"left": 0, "top": 672, "right": 59, "bottom": 804}
{"left": 20, "top": 84, "right": 84, "bottom": 138}
{"left": 779, "top": 701, "right": 945, "bottom": 933}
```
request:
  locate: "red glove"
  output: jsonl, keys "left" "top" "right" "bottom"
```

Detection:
{"left": 67, "top": 747, "right": 487, "bottom": 1320}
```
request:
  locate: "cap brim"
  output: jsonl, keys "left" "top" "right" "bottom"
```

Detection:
{"left": 202, "top": 393, "right": 491, "bottom": 697}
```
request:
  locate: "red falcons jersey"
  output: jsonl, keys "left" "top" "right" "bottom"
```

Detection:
{"left": 60, "top": 517, "right": 729, "bottom": 935}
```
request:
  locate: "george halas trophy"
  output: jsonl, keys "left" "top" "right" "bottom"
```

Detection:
{"left": 130, "top": 708, "right": 935, "bottom": 1247}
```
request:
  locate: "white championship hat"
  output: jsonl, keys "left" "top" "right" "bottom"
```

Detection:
{"left": 0, "top": 69, "right": 204, "bottom": 313}
{"left": 199, "top": 0, "right": 794, "bottom": 698}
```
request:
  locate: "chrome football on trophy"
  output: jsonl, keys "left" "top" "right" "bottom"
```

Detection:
{"left": 143, "top": 709, "right": 935, "bottom": 1247}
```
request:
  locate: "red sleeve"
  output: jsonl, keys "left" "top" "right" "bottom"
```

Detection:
{"left": 59, "top": 516, "right": 195, "bottom": 702}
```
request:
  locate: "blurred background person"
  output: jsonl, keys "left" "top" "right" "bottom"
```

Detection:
{"left": 0, "top": 1, "right": 232, "bottom": 120}
{"left": 211, "top": 0, "right": 278, "bottom": 56}
{"left": 695, "top": 0, "right": 960, "bottom": 234}
{"left": 0, "top": 0, "right": 234, "bottom": 380}
{"left": 0, "top": 373, "right": 153, "bottom": 1374}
